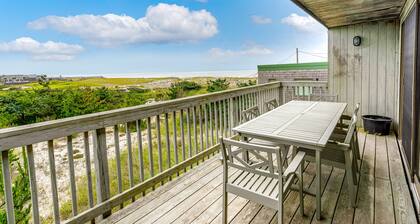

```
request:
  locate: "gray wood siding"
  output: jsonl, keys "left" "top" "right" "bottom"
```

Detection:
{"left": 328, "top": 20, "right": 400, "bottom": 127}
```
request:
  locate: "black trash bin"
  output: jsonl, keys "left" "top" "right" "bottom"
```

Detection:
{"left": 361, "top": 115, "right": 392, "bottom": 135}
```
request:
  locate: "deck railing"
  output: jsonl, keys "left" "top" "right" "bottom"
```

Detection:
{"left": 0, "top": 80, "right": 327, "bottom": 223}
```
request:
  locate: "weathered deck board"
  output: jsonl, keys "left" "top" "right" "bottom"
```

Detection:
{"left": 103, "top": 133, "right": 417, "bottom": 224}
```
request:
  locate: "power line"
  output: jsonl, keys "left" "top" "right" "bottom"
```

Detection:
{"left": 278, "top": 52, "right": 296, "bottom": 64}
{"left": 298, "top": 51, "right": 328, "bottom": 59}
{"left": 299, "top": 50, "right": 327, "bottom": 55}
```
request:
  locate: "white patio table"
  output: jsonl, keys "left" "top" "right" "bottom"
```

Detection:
{"left": 232, "top": 100, "right": 347, "bottom": 220}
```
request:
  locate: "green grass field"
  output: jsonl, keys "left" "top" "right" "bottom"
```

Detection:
{"left": 10, "top": 76, "right": 255, "bottom": 90}
{"left": 18, "top": 77, "right": 178, "bottom": 89}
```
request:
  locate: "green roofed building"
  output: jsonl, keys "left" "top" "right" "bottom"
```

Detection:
{"left": 257, "top": 62, "right": 328, "bottom": 84}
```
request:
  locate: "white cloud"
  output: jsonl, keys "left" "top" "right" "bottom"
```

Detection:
{"left": 209, "top": 45, "right": 272, "bottom": 57}
{"left": 0, "top": 37, "right": 83, "bottom": 61}
{"left": 251, "top": 15, "right": 272, "bottom": 25}
{"left": 28, "top": 3, "right": 218, "bottom": 47}
{"left": 281, "top": 13, "right": 325, "bottom": 33}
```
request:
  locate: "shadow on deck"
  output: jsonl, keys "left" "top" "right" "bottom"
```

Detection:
{"left": 102, "top": 133, "right": 417, "bottom": 224}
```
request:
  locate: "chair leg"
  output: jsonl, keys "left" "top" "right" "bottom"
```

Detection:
{"left": 354, "top": 132, "right": 361, "bottom": 160}
{"left": 278, "top": 175, "right": 284, "bottom": 224}
{"left": 222, "top": 184, "right": 228, "bottom": 224}
{"left": 299, "top": 162, "right": 304, "bottom": 216}
{"left": 344, "top": 151, "right": 357, "bottom": 207}
{"left": 278, "top": 199, "right": 283, "bottom": 224}
{"left": 350, "top": 151, "right": 358, "bottom": 185}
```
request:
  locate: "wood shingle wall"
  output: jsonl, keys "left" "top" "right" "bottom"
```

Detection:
{"left": 328, "top": 20, "right": 400, "bottom": 128}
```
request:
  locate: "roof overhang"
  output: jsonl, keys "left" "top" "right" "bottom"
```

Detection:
{"left": 291, "top": 0, "right": 406, "bottom": 28}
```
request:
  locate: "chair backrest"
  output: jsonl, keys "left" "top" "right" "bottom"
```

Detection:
{"left": 220, "top": 138, "right": 282, "bottom": 178}
{"left": 344, "top": 114, "right": 358, "bottom": 144}
{"left": 264, "top": 98, "right": 279, "bottom": 111}
{"left": 241, "top": 106, "right": 260, "bottom": 123}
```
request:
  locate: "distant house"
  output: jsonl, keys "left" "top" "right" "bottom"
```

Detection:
{"left": 0, "top": 74, "right": 40, "bottom": 85}
{"left": 257, "top": 62, "right": 328, "bottom": 84}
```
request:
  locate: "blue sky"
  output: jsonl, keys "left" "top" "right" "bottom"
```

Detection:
{"left": 0, "top": 0, "right": 327, "bottom": 76}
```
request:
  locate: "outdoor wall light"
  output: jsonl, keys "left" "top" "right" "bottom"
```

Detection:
{"left": 353, "top": 36, "right": 362, "bottom": 46}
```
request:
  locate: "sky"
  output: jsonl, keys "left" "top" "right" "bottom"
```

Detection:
{"left": 0, "top": 0, "right": 327, "bottom": 77}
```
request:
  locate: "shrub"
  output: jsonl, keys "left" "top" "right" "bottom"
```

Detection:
{"left": 207, "top": 78, "right": 229, "bottom": 92}
{"left": 167, "top": 81, "right": 201, "bottom": 99}
{"left": 236, "top": 80, "right": 256, "bottom": 88}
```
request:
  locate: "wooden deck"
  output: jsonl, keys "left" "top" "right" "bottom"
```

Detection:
{"left": 102, "top": 133, "right": 417, "bottom": 224}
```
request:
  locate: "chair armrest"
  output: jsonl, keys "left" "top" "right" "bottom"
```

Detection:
{"left": 283, "top": 151, "right": 305, "bottom": 179}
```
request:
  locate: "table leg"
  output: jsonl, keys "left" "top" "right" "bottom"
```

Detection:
{"left": 316, "top": 150, "right": 322, "bottom": 220}
{"left": 240, "top": 135, "right": 249, "bottom": 162}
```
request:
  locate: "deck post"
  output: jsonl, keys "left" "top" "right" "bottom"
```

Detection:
{"left": 93, "top": 127, "right": 111, "bottom": 219}
{"left": 279, "top": 83, "right": 285, "bottom": 106}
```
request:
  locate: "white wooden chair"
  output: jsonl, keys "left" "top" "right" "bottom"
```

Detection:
{"left": 220, "top": 138, "right": 306, "bottom": 224}
{"left": 264, "top": 98, "right": 279, "bottom": 112}
{"left": 241, "top": 106, "right": 290, "bottom": 166}
{"left": 297, "top": 114, "right": 359, "bottom": 207}
{"left": 333, "top": 103, "right": 361, "bottom": 160}
{"left": 241, "top": 106, "right": 260, "bottom": 123}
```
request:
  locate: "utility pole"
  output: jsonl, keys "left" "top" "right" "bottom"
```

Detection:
{"left": 296, "top": 48, "right": 299, "bottom": 64}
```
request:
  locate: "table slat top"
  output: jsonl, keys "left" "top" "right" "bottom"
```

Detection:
{"left": 233, "top": 101, "right": 347, "bottom": 147}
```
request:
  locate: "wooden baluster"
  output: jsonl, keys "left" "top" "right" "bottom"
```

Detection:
{"left": 179, "top": 110, "right": 185, "bottom": 163}
{"left": 187, "top": 108, "right": 193, "bottom": 159}
{"left": 262, "top": 90, "right": 266, "bottom": 113}
{"left": 237, "top": 96, "right": 241, "bottom": 122}
{"left": 209, "top": 102, "right": 214, "bottom": 145}
{"left": 204, "top": 104, "right": 209, "bottom": 149}
{"left": 136, "top": 120, "right": 145, "bottom": 182}
{"left": 113, "top": 126, "right": 123, "bottom": 208}
{"left": 48, "top": 140, "right": 60, "bottom": 223}
{"left": 1, "top": 150, "right": 15, "bottom": 224}
{"left": 224, "top": 99, "right": 228, "bottom": 136}
{"left": 215, "top": 102, "right": 219, "bottom": 142}
{"left": 251, "top": 92, "right": 255, "bottom": 107}
{"left": 156, "top": 115, "right": 163, "bottom": 174}
{"left": 254, "top": 92, "right": 258, "bottom": 106}
{"left": 227, "top": 99, "right": 231, "bottom": 135}
{"left": 125, "top": 123, "right": 134, "bottom": 196}
{"left": 67, "top": 135, "right": 78, "bottom": 216}
{"left": 84, "top": 132, "right": 95, "bottom": 211}
{"left": 199, "top": 105, "right": 204, "bottom": 152}
{"left": 147, "top": 117, "right": 154, "bottom": 178}
{"left": 229, "top": 97, "right": 236, "bottom": 134}
{"left": 245, "top": 93, "right": 249, "bottom": 109}
{"left": 25, "top": 145, "right": 40, "bottom": 224}
{"left": 164, "top": 113, "right": 171, "bottom": 169}
{"left": 93, "top": 128, "right": 111, "bottom": 219}
{"left": 219, "top": 100, "right": 223, "bottom": 137}
{"left": 172, "top": 111, "right": 179, "bottom": 169}
{"left": 238, "top": 95, "right": 242, "bottom": 123}
{"left": 193, "top": 106, "right": 198, "bottom": 155}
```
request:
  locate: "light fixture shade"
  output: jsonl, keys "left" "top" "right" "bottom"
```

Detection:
{"left": 353, "top": 36, "right": 362, "bottom": 46}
